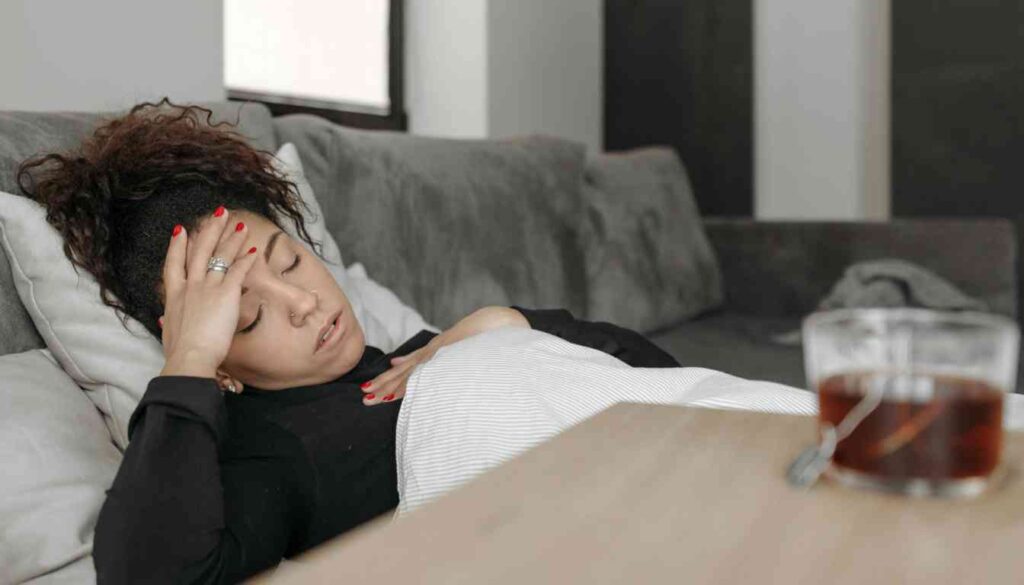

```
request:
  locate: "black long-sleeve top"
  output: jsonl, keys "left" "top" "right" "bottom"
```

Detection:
{"left": 93, "top": 307, "right": 679, "bottom": 584}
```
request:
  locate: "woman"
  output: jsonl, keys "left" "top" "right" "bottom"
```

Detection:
{"left": 19, "top": 100, "right": 679, "bottom": 584}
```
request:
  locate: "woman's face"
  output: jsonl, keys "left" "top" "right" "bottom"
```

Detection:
{"left": 170, "top": 210, "right": 365, "bottom": 391}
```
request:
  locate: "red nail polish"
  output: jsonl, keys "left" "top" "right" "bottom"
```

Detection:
{"left": 248, "top": 246, "right": 257, "bottom": 254}
{"left": 172, "top": 224, "right": 183, "bottom": 237}
{"left": 383, "top": 394, "right": 395, "bottom": 402}
{"left": 157, "top": 318, "right": 163, "bottom": 329}
{"left": 365, "top": 393, "right": 375, "bottom": 400}
{"left": 235, "top": 222, "right": 245, "bottom": 232}
{"left": 360, "top": 381, "right": 372, "bottom": 389}
{"left": 214, "top": 205, "right": 226, "bottom": 217}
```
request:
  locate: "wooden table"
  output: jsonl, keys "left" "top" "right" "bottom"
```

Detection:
{"left": 253, "top": 404, "right": 1024, "bottom": 584}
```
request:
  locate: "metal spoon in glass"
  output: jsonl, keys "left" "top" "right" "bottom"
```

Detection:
{"left": 786, "top": 381, "right": 886, "bottom": 488}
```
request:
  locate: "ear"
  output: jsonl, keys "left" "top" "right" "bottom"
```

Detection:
{"left": 215, "top": 369, "right": 245, "bottom": 394}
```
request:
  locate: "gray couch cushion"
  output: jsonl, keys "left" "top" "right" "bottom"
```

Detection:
{"left": 649, "top": 311, "right": 807, "bottom": 389}
{"left": 582, "top": 148, "right": 723, "bottom": 334}
{"left": 0, "top": 101, "right": 275, "bottom": 357}
{"left": 274, "top": 114, "right": 589, "bottom": 329}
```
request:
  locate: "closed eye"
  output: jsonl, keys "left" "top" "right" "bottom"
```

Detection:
{"left": 238, "top": 255, "right": 300, "bottom": 335}
{"left": 239, "top": 305, "right": 262, "bottom": 334}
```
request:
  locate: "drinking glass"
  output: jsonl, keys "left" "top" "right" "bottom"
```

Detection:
{"left": 803, "top": 308, "right": 1019, "bottom": 497}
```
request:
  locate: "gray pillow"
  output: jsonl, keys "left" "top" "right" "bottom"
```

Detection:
{"left": 0, "top": 349, "right": 121, "bottom": 584}
{"left": 581, "top": 148, "right": 723, "bottom": 334}
{"left": 275, "top": 114, "right": 589, "bottom": 329}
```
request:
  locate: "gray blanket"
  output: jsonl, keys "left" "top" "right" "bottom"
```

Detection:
{"left": 773, "top": 258, "right": 989, "bottom": 345}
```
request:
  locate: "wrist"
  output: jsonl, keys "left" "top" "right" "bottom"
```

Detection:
{"left": 161, "top": 349, "right": 219, "bottom": 379}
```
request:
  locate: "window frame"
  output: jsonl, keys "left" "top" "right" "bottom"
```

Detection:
{"left": 227, "top": 0, "right": 407, "bottom": 131}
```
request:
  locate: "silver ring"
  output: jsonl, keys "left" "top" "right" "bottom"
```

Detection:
{"left": 225, "top": 382, "right": 238, "bottom": 394}
{"left": 207, "top": 256, "right": 231, "bottom": 273}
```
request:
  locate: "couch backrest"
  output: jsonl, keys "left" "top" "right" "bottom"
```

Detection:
{"left": 273, "top": 113, "right": 591, "bottom": 329}
{"left": 0, "top": 102, "right": 276, "bottom": 356}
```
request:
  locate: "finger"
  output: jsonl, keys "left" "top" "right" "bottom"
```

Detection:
{"left": 391, "top": 355, "right": 408, "bottom": 365}
{"left": 186, "top": 205, "right": 229, "bottom": 281}
{"left": 223, "top": 245, "right": 260, "bottom": 288}
{"left": 162, "top": 224, "right": 187, "bottom": 299}
{"left": 207, "top": 220, "right": 250, "bottom": 283}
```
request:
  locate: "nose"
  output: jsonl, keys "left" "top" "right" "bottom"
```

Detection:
{"left": 286, "top": 286, "right": 319, "bottom": 327}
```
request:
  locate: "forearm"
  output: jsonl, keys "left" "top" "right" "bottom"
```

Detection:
{"left": 428, "top": 306, "right": 530, "bottom": 353}
{"left": 94, "top": 377, "right": 253, "bottom": 584}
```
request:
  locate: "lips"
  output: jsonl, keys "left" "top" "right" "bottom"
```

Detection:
{"left": 315, "top": 309, "right": 343, "bottom": 353}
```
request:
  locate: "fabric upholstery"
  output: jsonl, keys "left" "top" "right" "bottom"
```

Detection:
{"left": 0, "top": 349, "right": 120, "bottom": 585}
{"left": 648, "top": 311, "right": 807, "bottom": 389}
{"left": 274, "top": 114, "right": 589, "bottom": 329}
{"left": 705, "top": 218, "right": 1018, "bottom": 319}
{"left": 581, "top": 148, "right": 723, "bottom": 334}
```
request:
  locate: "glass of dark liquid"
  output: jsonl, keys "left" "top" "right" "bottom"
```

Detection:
{"left": 803, "top": 308, "right": 1019, "bottom": 497}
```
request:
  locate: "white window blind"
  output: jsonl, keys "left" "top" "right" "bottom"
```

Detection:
{"left": 224, "top": 0, "right": 390, "bottom": 112}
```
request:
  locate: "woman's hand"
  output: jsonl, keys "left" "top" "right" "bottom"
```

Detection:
{"left": 361, "top": 337, "right": 444, "bottom": 405}
{"left": 158, "top": 206, "right": 259, "bottom": 382}
{"left": 361, "top": 306, "right": 530, "bottom": 406}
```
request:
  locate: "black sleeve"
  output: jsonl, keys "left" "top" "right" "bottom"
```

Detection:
{"left": 509, "top": 306, "right": 680, "bottom": 368}
{"left": 93, "top": 376, "right": 309, "bottom": 584}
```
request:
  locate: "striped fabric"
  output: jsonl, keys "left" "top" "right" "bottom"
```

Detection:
{"left": 394, "top": 327, "right": 820, "bottom": 515}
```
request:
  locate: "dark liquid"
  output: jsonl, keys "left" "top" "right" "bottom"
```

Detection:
{"left": 818, "top": 372, "right": 1004, "bottom": 480}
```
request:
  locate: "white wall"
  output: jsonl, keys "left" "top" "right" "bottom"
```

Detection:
{"left": 0, "top": 0, "right": 225, "bottom": 112}
{"left": 406, "top": 0, "right": 603, "bottom": 151}
{"left": 406, "top": 0, "right": 490, "bottom": 138}
{"left": 755, "top": 0, "right": 890, "bottom": 220}
{"left": 487, "top": 0, "right": 602, "bottom": 151}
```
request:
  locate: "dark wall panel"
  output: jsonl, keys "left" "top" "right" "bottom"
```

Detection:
{"left": 605, "top": 0, "right": 752, "bottom": 216}
{"left": 892, "top": 0, "right": 1024, "bottom": 218}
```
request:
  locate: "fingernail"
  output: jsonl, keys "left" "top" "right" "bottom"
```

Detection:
{"left": 383, "top": 394, "right": 395, "bottom": 402}
{"left": 248, "top": 246, "right": 257, "bottom": 254}
{"left": 157, "top": 317, "right": 163, "bottom": 329}
{"left": 172, "top": 224, "right": 183, "bottom": 237}
{"left": 235, "top": 222, "right": 245, "bottom": 232}
{"left": 360, "top": 381, "right": 372, "bottom": 389}
{"left": 214, "top": 205, "right": 226, "bottom": 217}
{"left": 365, "top": 393, "right": 376, "bottom": 400}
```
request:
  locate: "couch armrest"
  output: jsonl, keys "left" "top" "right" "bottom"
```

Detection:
{"left": 703, "top": 218, "right": 1018, "bottom": 319}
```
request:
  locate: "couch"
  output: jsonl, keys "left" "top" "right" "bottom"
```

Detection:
{"left": 0, "top": 101, "right": 1018, "bottom": 391}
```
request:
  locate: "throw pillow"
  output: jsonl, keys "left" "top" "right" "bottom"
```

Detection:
{"left": 274, "top": 114, "right": 590, "bottom": 329}
{"left": 581, "top": 147, "right": 724, "bottom": 334}
{"left": 0, "top": 348, "right": 121, "bottom": 584}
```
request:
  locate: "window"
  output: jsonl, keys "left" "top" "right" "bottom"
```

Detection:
{"left": 224, "top": 0, "right": 405, "bottom": 130}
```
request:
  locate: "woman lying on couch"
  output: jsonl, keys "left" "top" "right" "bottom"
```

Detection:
{"left": 18, "top": 101, "right": 704, "bottom": 584}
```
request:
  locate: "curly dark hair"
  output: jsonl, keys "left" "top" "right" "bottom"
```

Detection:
{"left": 16, "top": 98, "right": 326, "bottom": 341}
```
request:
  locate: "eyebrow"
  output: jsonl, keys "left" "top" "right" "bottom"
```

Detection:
{"left": 264, "top": 230, "right": 284, "bottom": 264}
{"left": 241, "top": 230, "right": 285, "bottom": 297}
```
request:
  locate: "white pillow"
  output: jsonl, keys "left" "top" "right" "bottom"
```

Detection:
{"left": 0, "top": 191, "right": 163, "bottom": 450}
{"left": 0, "top": 144, "right": 437, "bottom": 449}
{"left": 0, "top": 348, "right": 121, "bottom": 584}
{"left": 275, "top": 143, "right": 440, "bottom": 352}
